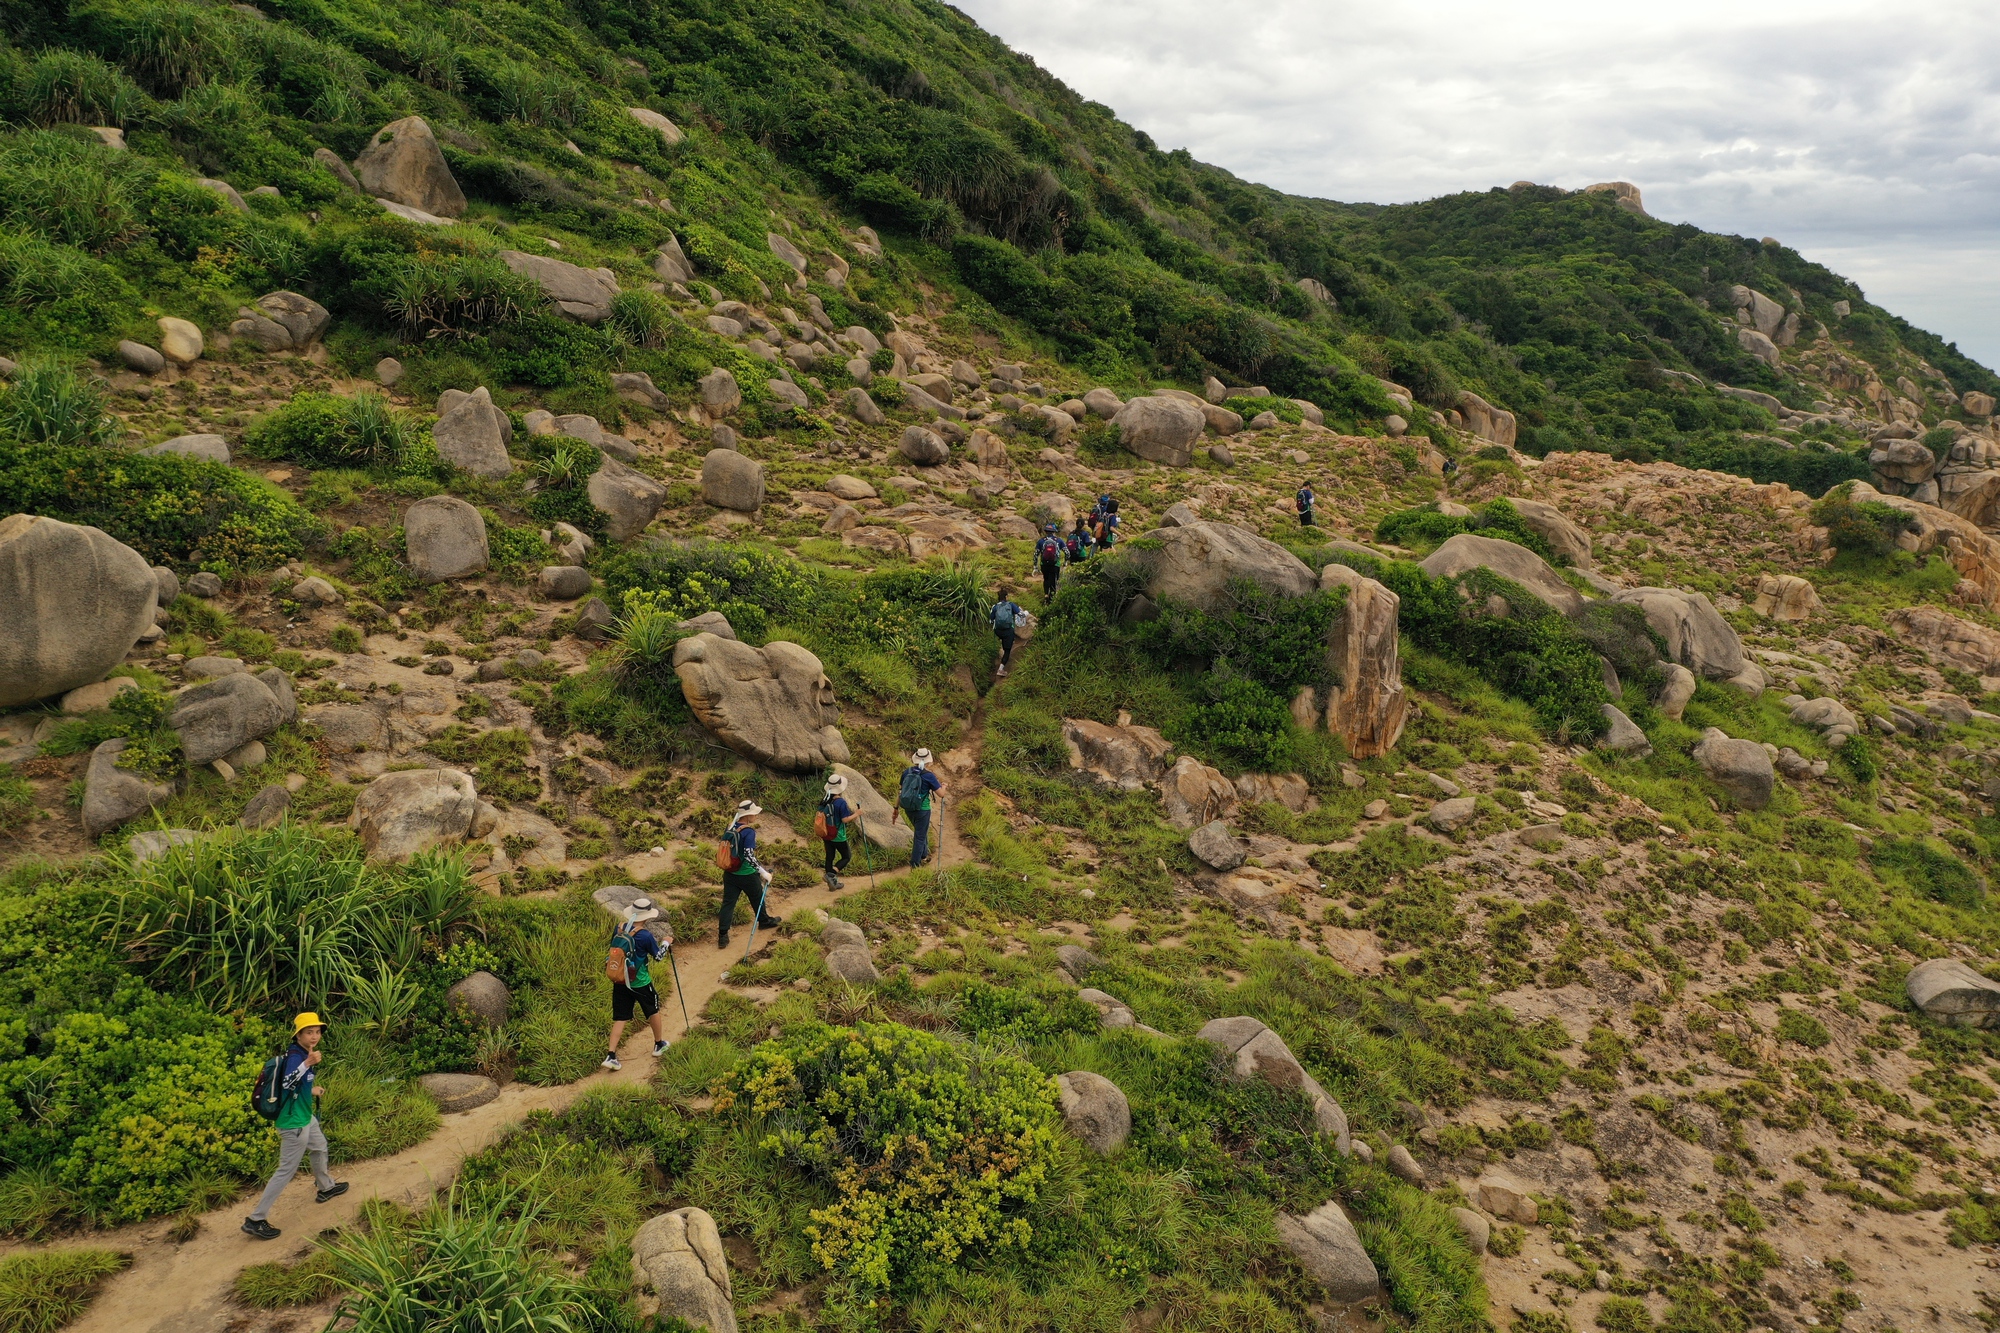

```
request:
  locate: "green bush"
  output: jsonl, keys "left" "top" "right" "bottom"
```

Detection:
{"left": 1375, "top": 498, "right": 1559, "bottom": 563}
{"left": 245, "top": 390, "right": 426, "bottom": 471}
{"left": 0, "top": 361, "right": 118, "bottom": 447}
{"left": 1811, "top": 492, "right": 1915, "bottom": 560}
{"left": 1869, "top": 837, "right": 1983, "bottom": 910}
{"left": 725, "top": 1021, "right": 1060, "bottom": 1290}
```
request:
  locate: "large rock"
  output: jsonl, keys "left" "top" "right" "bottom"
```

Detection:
{"left": 142, "top": 433, "right": 230, "bottom": 463}
{"left": 404, "top": 496, "right": 489, "bottom": 581}
{"left": 631, "top": 1209, "right": 737, "bottom": 1333}
{"left": 537, "top": 566, "right": 592, "bottom": 601}
{"left": 1738, "top": 327, "right": 1781, "bottom": 368}
{"left": 627, "top": 106, "right": 684, "bottom": 145}
{"left": 1872, "top": 439, "right": 1937, "bottom": 486}
{"left": 701, "top": 449, "right": 765, "bottom": 513}
{"left": 0, "top": 515, "right": 158, "bottom": 708}
{"left": 588, "top": 457, "right": 670, "bottom": 541}
{"left": 82, "top": 738, "right": 171, "bottom": 839}
{"left": 899, "top": 425, "right": 949, "bottom": 466}
{"left": 416, "top": 1072, "right": 498, "bottom": 1113}
{"left": 1062, "top": 718, "right": 1172, "bottom": 790}
{"left": 673, "top": 634, "right": 849, "bottom": 772}
{"left": 1505, "top": 498, "right": 1594, "bottom": 567}
{"left": 699, "top": 368, "right": 741, "bottom": 417}
{"left": 1056, "top": 1071, "right": 1131, "bottom": 1154}
{"left": 307, "top": 703, "right": 389, "bottom": 752}
{"left": 1905, "top": 958, "right": 2000, "bottom": 1029}
{"left": 1475, "top": 1173, "right": 1540, "bottom": 1224}
{"left": 1189, "top": 819, "right": 1245, "bottom": 871}
{"left": 1318, "top": 564, "right": 1408, "bottom": 759}
{"left": 828, "top": 762, "right": 913, "bottom": 852}
{"left": 349, "top": 768, "right": 482, "bottom": 860}
{"left": 241, "top": 291, "right": 331, "bottom": 350}
{"left": 1275, "top": 1200, "right": 1382, "bottom": 1305}
{"left": 1083, "top": 387, "right": 1124, "bottom": 419}
{"left": 238, "top": 783, "right": 292, "bottom": 830}
{"left": 445, "top": 970, "right": 509, "bottom": 1027}
{"left": 1452, "top": 1208, "right": 1490, "bottom": 1253}
{"left": 1692, "top": 727, "right": 1774, "bottom": 810}
{"left": 1612, "top": 587, "right": 1745, "bottom": 679}
{"left": 354, "top": 116, "right": 466, "bottom": 218}
{"left": 824, "top": 942, "right": 880, "bottom": 984}
{"left": 313, "top": 145, "right": 361, "bottom": 191}
{"left": 1420, "top": 533, "right": 1582, "bottom": 615}
{"left": 1111, "top": 396, "right": 1205, "bottom": 466}
{"left": 501, "top": 250, "right": 619, "bottom": 324}
{"left": 1888, "top": 605, "right": 2000, "bottom": 675}
{"left": 431, "top": 386, "right": 513, "bottom": 479}
{"left": 158, "top": 317, "right": 204, "bottom": 365}
{"left": 653, "top": 236, "right": 695, "bottom": 284}
{"left": 1159, "top": 755, "right": 1237, "bottom": 830}
{"left": 1751, "top": 574, "right": 1821, "bottom": 621}
{"left": 1457, "top": 391, "right": 1516, "bottom": 446}
{"left": 168, "top": 672, "right": 284, "bottom": 765}
{"left": 1140, "top": 520, "right": 1316, "bottom": 614}
{"left": 1197, "top": 1016, "right": 1351, "bottom": 1152}
{"left": 1599, "top": 705, "right": 1651, "bottom": 756}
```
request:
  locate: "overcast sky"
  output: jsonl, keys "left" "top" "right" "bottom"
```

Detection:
{"left": 956, "top": 0, "right": 2000, "bottom": 372}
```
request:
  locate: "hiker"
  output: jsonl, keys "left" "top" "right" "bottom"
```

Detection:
{"left": 817, "top": 773, "right": 859, "bottom": 889}
{"left": 890, "top": 748, "right": 945, "bottom": 868}
{"left": 242, "top": 1013, "right": 347, "bottom": 1241}
{"left": 1090, "top": 492, "right": 1113, "bottom": 530}
{"left": 1034, "top": 523, "right": 1065, "bottom": 598}
{"left": 1066, "top": 515, "right": 1094, "bottom": 564}
{"left": 602, "top": 898, "right": 672, "bottom": 1072}
{"left": 717, "top": 799, "right": 781, "bottom": 950}
{"left": 1094, "top": 498, "right": 1120, "bottom": 549}
{"left": 1297, "top": 482, "right": 1316, "bottom": 527}
{"left": 991, "top": 583, "right": 1025, "bottom": 678}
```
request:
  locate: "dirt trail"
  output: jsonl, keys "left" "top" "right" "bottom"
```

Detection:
{"left": 50, "top": 872, "right": 860, "bottom": 1333}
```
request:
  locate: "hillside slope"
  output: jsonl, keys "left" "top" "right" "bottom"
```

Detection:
{"left": 0, "top": 4, "right": 1998, "bottom": 1333}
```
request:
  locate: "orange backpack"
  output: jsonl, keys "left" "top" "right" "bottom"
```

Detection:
{"left": 715, "top": 826, "right": 743, "bottom": 871}
{"left": 604, "top": 928, "right": 634, "bottom": 983}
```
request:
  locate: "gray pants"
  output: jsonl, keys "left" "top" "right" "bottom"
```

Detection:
{"left": 249, "top": 1118, "right": 334, "bottom": 1220}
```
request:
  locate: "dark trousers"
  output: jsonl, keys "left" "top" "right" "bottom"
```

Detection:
{"left": 718, "top": 871, "right": 773, "bottom": 939}
{"left": 1300, "top": 509, "right": 1316, "bottom": 526}
{"left": 996, "top": 627, "right": 1016, "bottom": 668}
{"left": 908, "top": 805, "right": 932, "bottom": 867}
{"left": 823, "top": 838, "right": 852, "bottom": 874}
{"left": 1041, "top": 560, "right": 1060, "bottom": 597}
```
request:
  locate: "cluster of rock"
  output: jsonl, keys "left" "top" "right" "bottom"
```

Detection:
{"left": 819, "top": 917, "right": 880, "bottom": 983}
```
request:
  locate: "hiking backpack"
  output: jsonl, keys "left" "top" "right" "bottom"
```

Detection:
{"left": 992, "top": 600, "right": 1019, "bottom": 631}
{"left": 714, "top": 825, "right": 743, "bottom": 872}
{"left": 251, "top": 1049, "right": 289, "bottom": 1122}
{"left": 1037, "top": 536, "right": 1062, "bottom": 564}
{"left": 1297, "top": 488, "right": 1313, "bottom": 513}
{"left": 897, "top": 766, "right": 930, "bottom": 812}
{"left": 604, "top": 927, "right": 636, "bottom": 983}
{"left": 813, "top": 797, "right": 840, "bottom": 841}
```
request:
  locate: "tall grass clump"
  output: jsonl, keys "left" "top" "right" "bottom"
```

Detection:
{"left": 0, "top": 361, "right": 118, "bottom": 447}
{"left": 0, "top": 1248, "right": 129, "bottom": 1333}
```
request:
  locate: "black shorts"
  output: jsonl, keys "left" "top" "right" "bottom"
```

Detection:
{"left": 612, "top": 981, "right": 659, "bottom": 1021}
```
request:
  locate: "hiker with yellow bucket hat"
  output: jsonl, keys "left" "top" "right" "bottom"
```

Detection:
{"left": 242, "top": 1012, "right": 347, "bottom": 1240}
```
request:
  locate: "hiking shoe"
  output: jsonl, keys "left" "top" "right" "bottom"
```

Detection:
{"left": 316, "top": 1182, "right": 349, "bottom": 1205}
{"left": 242, "top": 1218, "right": 281, "bottom": 1241}
{"left": 996, "top": 664, "right": 1007, "bottom": 677}
{"left": 652, "top": 1040, "right": 671, "bottom": 1057}
{"left": 716, "top": 935, "right": 731, "bottom": 950}
{"left": 601, "top": 1053, "right": 622, "bottom": 1072}
{"left": 756, "top": 917, "right": 782, "bottom": 930}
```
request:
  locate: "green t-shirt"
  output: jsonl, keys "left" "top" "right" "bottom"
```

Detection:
{"left": 275, "top": 1045, "right": 316, "bottom": 1129}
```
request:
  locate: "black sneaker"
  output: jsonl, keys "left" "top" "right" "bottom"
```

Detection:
{"left": 316, "top": 1182, "right": 349, "bottom": 1204}
{"left": 652, "top": 1040, "right": 670, "bottom": 1057}
{"left": 756, "top": 917, "right": 782, "bottom": 930}
{"left": 242, "top": 1218, "right": 281, "bottom": 1240}
{"left": 716, "top": 935, "right": 730, "bottom": 950}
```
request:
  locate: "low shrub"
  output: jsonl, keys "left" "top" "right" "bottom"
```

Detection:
{"left": 0, "top": 1247, "right": 129, "bottom": 1333}
{"left": 1375, "top": 498, "right": 1559, "bottom": 563}
{"left": 244, "top": 390, "right": 437, "bottom": 475}
{"left": 1812, "top": 490, "right": 1915, "bottom": 560}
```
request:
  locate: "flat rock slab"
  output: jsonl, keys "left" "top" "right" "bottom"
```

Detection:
{"left": 1906, "top": 957, "right": 2000, "bottom": 1028}
{"left": 417, "top": 1072, "right": 498, "bottom": 1113}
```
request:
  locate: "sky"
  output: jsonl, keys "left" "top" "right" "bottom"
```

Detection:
{"left": 955, "top": 0, "right": 2000, "bottom": 371}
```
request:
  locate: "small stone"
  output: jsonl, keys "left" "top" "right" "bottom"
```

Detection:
{"left": 416, "top": 1072, "right": 499, "bottom": 1113}
{"left": 239, "top": 783, "right": 292, "bottom": 829}
{"left": 1363, "top": 799, "right": 1388, "bottom": 819}
{"left": 445, "top": 970, "right": 509, "bottom": 1027}
{"left": 1055, "top": 944, "right": 1101, "bottom": 981}
{"left": 128, "top": 828, "right": 200, "bottom": 864}
{"left": 1519, "top": 823, "right": 1564, "bottom": 850}
{"left": 537, "top": 566, "right": 593, "bottom": 601}
{"left": 291, "top": 576, "right": 338, "bottom": 605}
{"left": 61, "top": 677, "right": 137, "bottom": 714}
{"left": 1474, "top": 1173, "right": 1539, "bottom": 1224}
{"left": 576, "top": 597, "right": 617, "bottom": 641}
{"left": 1188, "top": 819, "right": 1245, "bottom": 870}
{"left": 1428, "top": 796, "right": 1477, "bottom": 832}
{"left": 1386, "top": 1144, "right": 1425, "bottom": 1184}
{"left": 142, "top": 433, "right": 231, "bottom": 463}
{"left": 187, "top": 571, "right": 223, "bottom": 597}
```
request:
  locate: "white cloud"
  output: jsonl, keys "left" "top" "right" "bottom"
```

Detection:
{"left": 957, "top": 0, "right": 2000, "bottom": 368}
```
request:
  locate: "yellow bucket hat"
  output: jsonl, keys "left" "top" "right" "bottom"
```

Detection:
{"left": 292, "top": 1011, "right": 327, "bottom": 1036}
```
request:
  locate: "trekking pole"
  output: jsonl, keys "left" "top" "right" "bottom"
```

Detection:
{"left": 665, "top": 944, "right": 690, "bottom": 1036}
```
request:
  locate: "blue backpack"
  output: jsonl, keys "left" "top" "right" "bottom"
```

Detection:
{"left": 993, "top": 600, "right": 1020, "bottom": 631}
{"left": 898, "top": 766, "right": 931, "bottom": 813}
{"left": 251, "top": 1049, "right": 289, "bottom": 1122}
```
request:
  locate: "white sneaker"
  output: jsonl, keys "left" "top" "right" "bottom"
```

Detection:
{"left": 652, "top": 1040, "right": 670, "bottom": 1057}
{"left": 996, "top": 664, "right": 1007, "bottom": 677}
{"left": 601, "top": 1054, "right": 622, "bottom": 1071}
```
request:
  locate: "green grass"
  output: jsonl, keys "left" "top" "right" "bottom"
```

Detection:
{"left": 0, "top": 1248, "right": 128, "bottom": 1333}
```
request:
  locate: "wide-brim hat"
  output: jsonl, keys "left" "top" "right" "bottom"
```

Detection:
{"left": 625, "top": 896, "right": 660, "bottom": 924}
{"left": 292, "top": 1011, "right": 326, "bottom": 1036}
{"left": 911, "top": 748, "right": 933, "bottom": 768}
{"left": 734, "top": 799, "right": 763, "bottom": 818}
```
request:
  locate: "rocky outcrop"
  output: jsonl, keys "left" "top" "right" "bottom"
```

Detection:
{"left": 446, "top": 970, "right": 509, "bottom": 1027}
{"left": 1420, "top": 534, "right": 1581, "bottom": 615}
{"left": 673, "top": 634, "right": 849, "bottom": 772}
{"left": 1159, "top": 755, "right": 1237, "bottom": 829}
{"left": 700, "top": 448, "right": 765, "bottom": 512}
{"left": 820, "top": 917, "right": 880, "bottom": 983}
{"left": 1751, "top": 574, "right": 1821, "bottom": 621}
{"left": 168, "top": 672, "right": 286, "bottom": 765}
{"left": 1456, "top": 391, "right": 1516, "bottom": 447}
{"left": 431, "top": 387, "right": 513, "bottom": 479}
{"left": 1062, "top": 718, "right": 1173, "bottom": 790}
{"left": 501, "top": 250, "right": 619, "bottom": 324}
{"left": 1112, "top": 395, "right": 1205, "bottom": 465}
{"left": 349, "top": 768, "right": 484, "bottom": 860}
{"left": 1276, "top": 1200, "right": 1382, "bottom": 1305}
{"left": 405, "top": 496, "right": 489, "bottom": 581}
{"left": 1056, "top": 1071, "right": 1131, "bottom": 1154}
{"left": 1140, "top": 520, "right": 1316, "bottom": 613}
{"left": 1693, "top": 728, "right": 1774, "bottom": 810}
{"left": 353, "top": 117, "right": 465, "bottom": 218}
{"left": 1612, "top": 587, "right": 1745, "bottom": 679}
{"left": 1317, "top": 563, "right": 1408, "bottom": 758}
{"left": 631, "top": 1208, "right": 737, "bottom": 1333}
{"left": 1844, "top": 482, "right": 2000, "bottom": 609}
{"left": 588, "top": 457, "right": 669, "bottom": 541}
{"left": 1905, "top": 958, "right": 2000, "bottom": 1029}
{"left": 827, "top": 763, "right": 913, "bottom": 851}
{"left": 229, "top": 291, "right": 331, "bottom": 352}
{"left": 0, "top": 515, "right": 158, "bottom": 709}
{"left": 82, "top": 738, "right": 171, "bottom": 839}
{"left": 1584, "top": 180, "right": 1646, "bottom": 216}
{"left": 1888, "top": 605, "right": 2000, "bottom": 675}
{"left": 1197, "top": 1015, "right": 1351, "bottom": 1152}
{"left": 1506, "top": 498, "right": 1594, "bottom": 567}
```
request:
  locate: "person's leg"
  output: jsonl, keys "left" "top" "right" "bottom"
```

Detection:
{"left": 607, "top": 1017, "right": 627, "bottom": 1052}
{"left": 249, "top": 1128, "right": 308, "bottom": 1221}
{"left": 910, "top": 805, "right": 931, "bottom": 867}
{"left": 752, "top": 876, "right": 780, "bottom": 927}
{"left": 999, "top": 630, "right": 1016, "bottom": 668}
{"left": 1043, "top": 563, "right": 1058, "bottom": 597}
{"left": 718, "top": 876, "right": 743, "bottom": 942}
{"left": 303, "top": 1118, "right": 336, "bottom": 1193}
{"left": 834, "top": 840, "right": 852, "bottom": 874}
{"left": 823, "top": 839, "right": 837, "bottom": 874}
